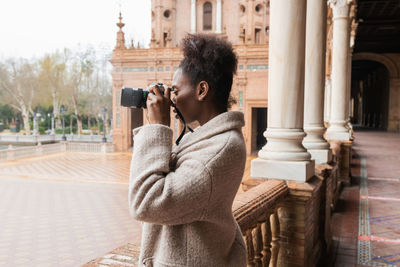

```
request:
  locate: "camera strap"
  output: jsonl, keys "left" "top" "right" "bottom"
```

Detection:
{"left": 170, "top": 100, "right": 193, "bottom": 145}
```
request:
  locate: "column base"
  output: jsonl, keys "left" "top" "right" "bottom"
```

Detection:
{"left": 251, "top": 158, "right": 315, "bottom": 182}
{"left": 308, "top": 149, "right": 332, "bottom": 164}
{"left": 325, "top": 131, "right": 351, "bottom": 141}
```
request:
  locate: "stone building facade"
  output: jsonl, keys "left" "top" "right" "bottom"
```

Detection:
{"left": 104, "top": 0, "right": 400, "bottom": 265}
{"left": 111, "top": 0, "right": 271, "bottom": 152}
{"left": 111, "top": 0, "right": 400, "bottom": 155}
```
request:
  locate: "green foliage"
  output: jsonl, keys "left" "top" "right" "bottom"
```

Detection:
{"left": 39, "top": 126, "right": 46, "bottom": 134}
{"left": 0, "top": 104, "right": 16, "bottom": 125}
{"left": 0, "top": 46, "right": 112, "bottom": 134}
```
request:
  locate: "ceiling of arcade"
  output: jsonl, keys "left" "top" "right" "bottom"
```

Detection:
{"left": 355, "top": 0, "right": 400, "bottom": 53}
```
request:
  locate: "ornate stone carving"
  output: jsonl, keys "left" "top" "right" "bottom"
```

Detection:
{"left": 328, "top": 0, "right": 353, "bottom": 18}
{"left": 349, "top": 2, "right": 357, "bottom": 20}
{"left": 350, "top": 20, "right": 358, "bottom": 48}
{"left": 115, "top": 12, "right": 126, "bottom": 50}
{"left": 239, "top": 24, "right": 246, "bottom": 44}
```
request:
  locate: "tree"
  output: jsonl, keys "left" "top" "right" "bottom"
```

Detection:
{"left": 39, "top": 52, "right": 67, "bottom": 129}
{"left": 0, "top": 59, "right": 40, "bottom": 135}
{"left": 81, "top": 50, "right": 112, "bottom": 134}
{"left": 0, "top": 45, "right": 112, "bottom": 135}
{"left": 0, "top": 104, "right": 16, "bottom": 125}
{"left": 64, "top": 47, "right": 96, "bottom": 134}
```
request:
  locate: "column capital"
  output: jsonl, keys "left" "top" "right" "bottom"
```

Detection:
{"left": 328, "top": 0, "right": 353, "bottom": 19}
{"left": 349, "top": 3, "right": 357, "bottom": 20}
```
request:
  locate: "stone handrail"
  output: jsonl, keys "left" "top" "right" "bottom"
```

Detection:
{"left": 0, "top": 134, "right": 112, "bottom": 143}
{"left": 83, "top": 159, "right": 343, "bottom": 267}
{"left": 233, "top": 180, "right": 289, "bottom": 267}
{"left": 0, "top": 143, "right": 114, "bottom": 162}
{"left": 66, "top": 142, "right": 114, "bottom": 153}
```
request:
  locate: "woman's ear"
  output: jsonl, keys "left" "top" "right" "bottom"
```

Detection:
{"left": 197, "top": 81, "right": 209, "bottom": 101}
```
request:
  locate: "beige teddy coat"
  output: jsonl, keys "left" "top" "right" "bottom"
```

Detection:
{"left": 129, "top": 111, "right": 247, "bottom": 267}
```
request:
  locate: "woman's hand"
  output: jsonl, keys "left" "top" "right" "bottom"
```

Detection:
{"left": 146, "top": 85, "right": 171, "bottom": 126}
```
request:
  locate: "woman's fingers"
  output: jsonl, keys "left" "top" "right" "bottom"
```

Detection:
{"left": 146, "top": 84, "right": 171, "bottom": 126}
{"left": 152, "top": 85, "right": 162, "bottom": 96}
{"left": 164, "top": 86, "right": 170, "bottom": 99}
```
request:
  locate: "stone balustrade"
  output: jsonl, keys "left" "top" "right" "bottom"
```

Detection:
{"left": 83, "top": 139, "right": 349, "bottom": 267}
{"left": 0, "top": 142, "right": 114, "bottom": 162}
{"left": 233, "top": 180, "right": 288, "bottom": 267}
{"left": 0, "top": 134, "right": 112, "bottom": 144}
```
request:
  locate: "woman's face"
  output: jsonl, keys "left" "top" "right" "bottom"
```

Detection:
{"left": 171, "top": 68, "right": 200, "bottom": 124}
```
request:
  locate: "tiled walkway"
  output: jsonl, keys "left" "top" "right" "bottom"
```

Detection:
{"left": 0, "top": 152, "right": 142, "bottom": 267}
{"left": 2, "top": 131, "right": 399, "bottom": 267}
{"left": 331, "top": 131, "right": 400, "bottom": 267}
{"left": 0, "top": 152, "right": 132, "bottom": 184}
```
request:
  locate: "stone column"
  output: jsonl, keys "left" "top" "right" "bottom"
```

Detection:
{"left": 216, "top": 0, "right": 222, "bottom": 33}
{"left": 345, "top": 48, "right": 352, "bottom": 123}
{"left": 191, "top": 0, "right": 196, "bottom": 33}
{"left": 324, "top": 78, "right": 332, "bottom": 124}
{"left": 345, "top": 16, "right": 358, "bottom": 133}
{"left": 326, "top": 0, "right": 353, "bottom": 141}
{"left": 303, "top": 0, "right": 332, "bottom": 164}
{"left": 251, "top": 0, "right": 314, "bottom": 182}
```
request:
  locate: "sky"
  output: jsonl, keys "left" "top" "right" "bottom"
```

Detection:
{"left": 0, "top": 0, "right": 151, "bottom": 59}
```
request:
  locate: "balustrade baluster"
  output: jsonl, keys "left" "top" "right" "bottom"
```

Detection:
{"left": 245, "top": 229, "right": 255, "bottom": 267}
{"left": 232, "top": 180, "right": 288, "bottom": 267}
{"left": 252, "top": 222, "right": 263, "bottom": 266}
{"left": 261, "top": 213, "right": 272, "bottom": 266}
{"left": 269, "top": 211, "right": 280, "bottom": 267}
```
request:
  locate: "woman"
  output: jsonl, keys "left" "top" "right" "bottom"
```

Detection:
{"left": 129, "top": 34, "right": 247, "bottom": 267}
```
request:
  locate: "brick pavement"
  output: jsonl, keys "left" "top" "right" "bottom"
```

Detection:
{"left": 0, "top": 152, "right": 142, "bottom": 267}
{"left": 7, "top": 132, "right": 399, "bottom": 267}
{"left": 329, "top": 131, "right": 400, "bottom": 267}
{"left": 0, "top": 152, "right": 132, "bottom": 184}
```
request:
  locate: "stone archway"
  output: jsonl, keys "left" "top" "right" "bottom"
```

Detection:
{"left": 353, "top": 53, "right": 400, "bottom": 131}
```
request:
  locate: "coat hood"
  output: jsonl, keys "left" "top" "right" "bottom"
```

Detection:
{"left": 176, "top": 111, "right": 245, "bottom": 151}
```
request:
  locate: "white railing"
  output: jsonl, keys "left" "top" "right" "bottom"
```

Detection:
{"left": 66, "top": 143, "right": 114, "bottom": 153}
{"left": 55, "top": 134, "right": 113, "bottom": 142}
{"left": 0, "top": 150, "right": 7, "bottom": 162}
{"left": 42, "top": 143, "right": 66, "bottom": 154}
{"left": 0, "top": 135, "right": 42, "bottom": 143}
{"left": 0, "top": 142, "right": 114, "bottom": 162}
{"left": 0, "top": 134, "right": 112, "bottom": 143}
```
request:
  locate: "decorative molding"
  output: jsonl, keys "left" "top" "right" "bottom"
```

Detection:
{"left": 328, "top": 0, "right": 353, "bottom": 19}
{"left": 122, "top": 67, "right": 148, "bottom": 72}
{"left": 115, "top": 12, "right": 126, "bottom": 50}
{"left": 247, "top": 64, "right": 268, "bottom": 70}
{"left": 353, "top": 53, "right": 400, "bottom": 79}
{"left": 349, "top": 3, "right": 357, "bottom": 20}
{"left": 350, "top": 19, "right": 358, "bottom": 48}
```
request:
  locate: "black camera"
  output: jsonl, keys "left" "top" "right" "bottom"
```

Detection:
{"left": 120, "top": 83, "right": 193, "bottom": 145}
{"left": 120, "top": 83, "right": 168, "bottom": 109}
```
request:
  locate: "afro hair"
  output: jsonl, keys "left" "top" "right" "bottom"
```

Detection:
{"left": 179, "top": 34, "right": 238, "bottom": 111}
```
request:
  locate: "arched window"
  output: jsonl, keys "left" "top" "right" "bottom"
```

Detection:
{"left": 203, "top": 2, "right": 212, "bottom": 30}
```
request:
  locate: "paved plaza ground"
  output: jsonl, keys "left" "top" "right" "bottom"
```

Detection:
{"left": 0, "top": 131, "right": 399, "bottom": 266}
{"left": 330, "top": 131, "right": 400, "bottom": 267}
{"left": 0, "top": 152, "right": 142, "bottom": 266}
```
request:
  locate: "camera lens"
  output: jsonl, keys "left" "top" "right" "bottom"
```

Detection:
{"left": 121, "top": 87, "right": 148, "bottom": 108}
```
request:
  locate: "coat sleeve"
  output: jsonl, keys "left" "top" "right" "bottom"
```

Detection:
{"left": 128, "top": 124, "right": 212, "bottom": 225}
